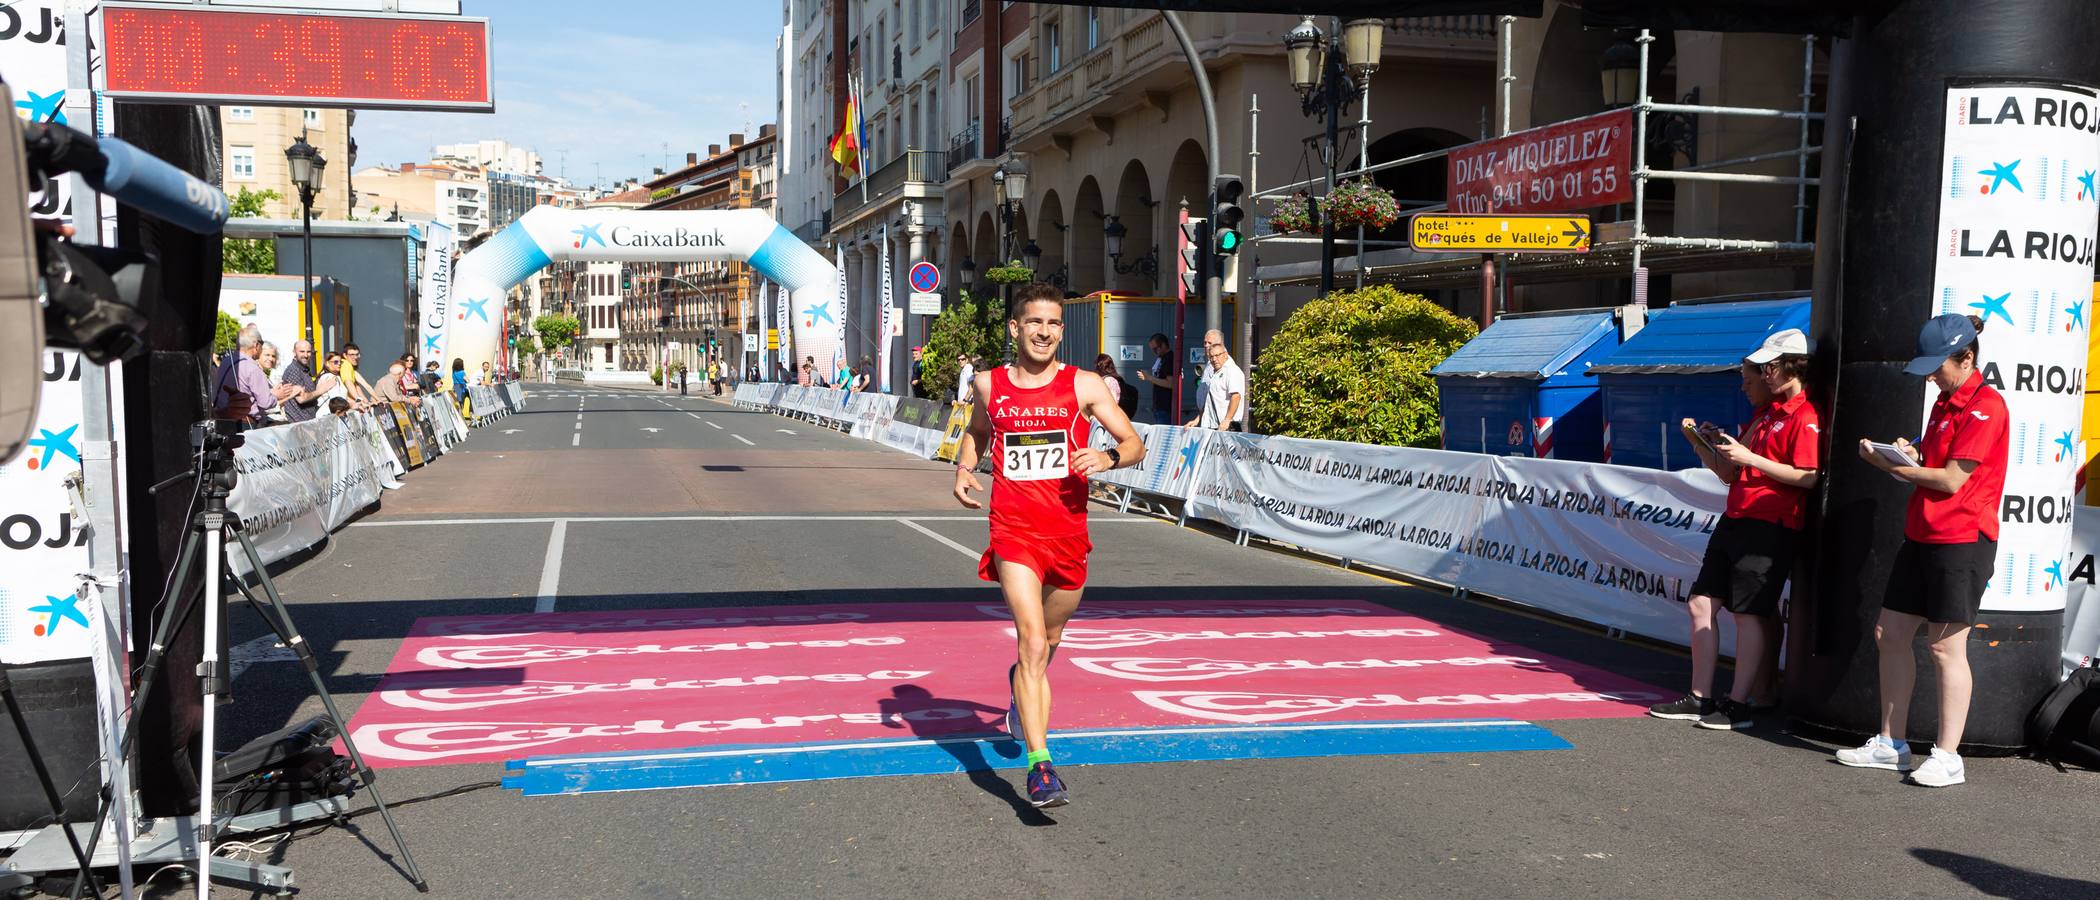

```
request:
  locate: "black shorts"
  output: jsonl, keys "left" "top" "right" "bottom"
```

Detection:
{"left": 1689, "top": 516, "right": 1798, "bottom": 617}
{"left": 1882, "top": 537, "right": 1997, "bottom": 626}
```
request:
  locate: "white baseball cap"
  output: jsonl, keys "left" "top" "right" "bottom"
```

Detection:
{"left": 1745, "top": 328, "right": 1811, "bottom": 364}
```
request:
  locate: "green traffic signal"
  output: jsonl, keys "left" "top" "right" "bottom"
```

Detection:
{"left": 1215, "top": 229, "right": 1242, "bottom": 254}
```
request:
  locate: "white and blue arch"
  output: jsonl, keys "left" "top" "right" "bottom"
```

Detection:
{"left": 441, "top": 206, "right": 843, "bottom": 375}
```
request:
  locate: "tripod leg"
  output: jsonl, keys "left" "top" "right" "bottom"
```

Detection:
{"left": 233, "top": 529, "right": 428, "bottom": 891}
{"left": 0, "top": 671, "right": 104, "bottom": 897}
{"left": 67, "top": 519, "right": 211, "bottom": 900}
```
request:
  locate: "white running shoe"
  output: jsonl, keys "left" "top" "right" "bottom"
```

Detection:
{"left": 1909, "top": 749, "right": 1965, "bottom": 787}
{"left": 1834, "top": 735, "right": 1914, "bottom": 771}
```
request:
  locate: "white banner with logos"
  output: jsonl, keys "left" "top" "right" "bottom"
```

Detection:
{"left": 1188, "top": 432, "right": 1489, "bottom": 587}
{"left": 1929, "top": 83, "right": 2100, "bottom": 613}
{"left": 226, "top": 413, "right": 388, "bottom": 577}
{"left": 0, "top": 351, "right": 92, "bottom": 665}
{"left": 1460, "top": 455, "right": 1729, "bottom": 645}
{"left": 1091, "top": 423, "right": 1211, "bottom": 501}
{"left": 417, "top": 220, "right": 457, "bottom": 366}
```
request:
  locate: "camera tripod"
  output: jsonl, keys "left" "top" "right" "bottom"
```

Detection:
{"left": 62, "top": 425, "right": 427, "bottom": 897}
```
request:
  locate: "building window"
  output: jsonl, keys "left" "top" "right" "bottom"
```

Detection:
{"left": 1008, "top": 55, "right": 1028, "bottom": 98}
{"left": 226, "top": 106, "right": 254, "bottom": 121}
{"left": 229, "top": 146, "right": 255, "bottom": 180}
{"left": 1086, "top": 8, "right": 1099, "bottom": 50}
{"left": 302, "top": 108, "right": 322, "bottom": 129}
{"left": 1045, "top": 18, "right": 1061, "bottom": 73}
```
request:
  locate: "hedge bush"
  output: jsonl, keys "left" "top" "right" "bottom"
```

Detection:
{"left": 1249, "top": 285, "right": 1477, "bottom": 447}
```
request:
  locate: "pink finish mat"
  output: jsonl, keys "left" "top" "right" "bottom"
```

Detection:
{"left": 346, "top": 600, "right": 1668, "bottom": 766}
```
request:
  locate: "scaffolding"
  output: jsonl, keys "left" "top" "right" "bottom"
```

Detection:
{"left": 1246, "top": 25, "right": 1824, "bottom": 312}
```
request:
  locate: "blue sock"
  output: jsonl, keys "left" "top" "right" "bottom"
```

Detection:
{"left": 1027, "top": 749, "right": 1052, "bottom": 767}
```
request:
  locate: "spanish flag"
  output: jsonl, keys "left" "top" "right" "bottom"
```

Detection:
{"left": 829, "top": 74, "right": 866, "bottom": 180}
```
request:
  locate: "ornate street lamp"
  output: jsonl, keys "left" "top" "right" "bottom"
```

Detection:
{"left": 285, "top": 135, "right": 327, "bottom": 337}
{"left": 1600, "top": 37, "right": 1641, "bottom": 108}
{"left": 1282, "top": 16, "right": 1383, "bottom": 295}
{"left": 1021, "top": 239, "right": 1042, "bottom": 271}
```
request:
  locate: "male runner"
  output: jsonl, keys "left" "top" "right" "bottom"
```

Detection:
{"left": 953, "top": 282, "right": 1145, "bottom": 809}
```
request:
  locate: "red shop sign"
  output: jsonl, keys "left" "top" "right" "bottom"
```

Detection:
{"left": 1446, "top": 109, "right": 1634, "bottom": 215}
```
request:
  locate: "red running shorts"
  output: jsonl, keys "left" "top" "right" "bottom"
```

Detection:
{"left": 979, "top": 528, "right": 1093, "bottom": 592}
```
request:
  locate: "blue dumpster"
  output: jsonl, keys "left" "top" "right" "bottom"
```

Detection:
{"left": 1592, "top": 296, "right": 1812, "bottom": 470}
{"left": 1433, "top": 309, "right": 1621, "bottom": 460}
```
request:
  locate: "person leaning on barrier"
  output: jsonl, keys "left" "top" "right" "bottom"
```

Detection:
{"left": 1648, "top": 329, "right": 1821, "bottom": 731}
{"left": 277, "top": 340, "right": 325, "bottom": 423}
{"left": 374, "top": 360, "right": 420, "bottom": 409}
{"left": 212, "top": 326, "right": 285, "bottom": 427}
{"left": 1838, "top": 314, "right": 2008, "bottom": 788}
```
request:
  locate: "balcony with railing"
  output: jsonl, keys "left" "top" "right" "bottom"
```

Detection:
{"left": 831, "top": 148, "right": 947, "bottom": 231}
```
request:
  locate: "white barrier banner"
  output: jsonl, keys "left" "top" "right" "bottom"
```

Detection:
{"left": 226, "top": 417, "right": 364, "bottom": 575}
{"left": 0, "top": 351, "right": 92, "bottom": 664}
{"left": 1458, "top": 455, "right": 1728, "bottom": 645}
{"left": 1189, "top": 431, "right": 1485, "bottom": 585}
{"left": 427, "top": 392, "right": 470, "bottom": 444}
{"left": 501, "top": 382, "right": 526, "bottom": 411}
{"left": 2061, "top": 507, "right": 2100, "bottom": 675}
{"left": 1092, "top": 424, "right": 1211, "bottom": 501}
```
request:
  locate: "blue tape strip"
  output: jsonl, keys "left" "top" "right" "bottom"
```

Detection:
{"left": 500, "top": 719, "right": 1568, "bottom": 797}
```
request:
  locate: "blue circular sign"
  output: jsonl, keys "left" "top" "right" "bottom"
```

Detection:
{"left": 909, "top": 261, "right": 941, "bottom": 293}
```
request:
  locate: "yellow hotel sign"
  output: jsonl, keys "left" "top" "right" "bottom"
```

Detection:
{"left": 1409, "top": 213, "right": 1592, "bottom": 253}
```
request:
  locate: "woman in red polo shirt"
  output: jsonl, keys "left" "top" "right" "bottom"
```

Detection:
{"left": 1648, "top": 328, "right": 1821, "bottom": 731}
{"left": 1843, "top": 314, "right": 2006, "bottom": 788}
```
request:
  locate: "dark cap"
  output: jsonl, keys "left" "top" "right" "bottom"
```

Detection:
{"left": 1903, "top": 313, "right": 1978, "bottom": 377}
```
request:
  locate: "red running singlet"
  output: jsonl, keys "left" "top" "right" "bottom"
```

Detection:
{"left": 986, "top": 363, "right": 1090, "bottom": 539}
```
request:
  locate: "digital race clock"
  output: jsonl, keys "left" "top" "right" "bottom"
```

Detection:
{"left": 101, "top": 3, "right": 493, "bottom": 112}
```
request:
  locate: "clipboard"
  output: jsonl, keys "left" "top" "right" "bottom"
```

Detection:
{"left": 1867, "top": 441, "right": 1915, "bottom": 481}
{"left": 1680, "top": 422, "right": 1723, "bottom": 456}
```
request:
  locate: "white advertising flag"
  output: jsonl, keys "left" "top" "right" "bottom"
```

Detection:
{"left": 417, "top": 220, "right": 457, "bottom": 366}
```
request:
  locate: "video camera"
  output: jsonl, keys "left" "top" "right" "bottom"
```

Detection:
{"left": 0, "top": 76, "right": 229, "bottom": 465}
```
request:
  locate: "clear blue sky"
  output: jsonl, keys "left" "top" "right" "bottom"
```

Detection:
{"left": 355, "top": 0, "right": 781, "bottom": 189}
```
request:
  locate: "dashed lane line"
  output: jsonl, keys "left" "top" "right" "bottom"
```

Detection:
{"left": 534, "top": 519, "right": 567, "bottom": 613}
{"left": 898, "top": 518, "right": 979, "bottom": 560}
{"left": 731, "top": 433, "right": 755, "bottom": 445}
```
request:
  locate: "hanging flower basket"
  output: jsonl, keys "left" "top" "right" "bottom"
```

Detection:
{"left": 984, "top": 260, "right": 1036, "bottom": 285}
{"left": 1325, "top": 178, "right": 1401, "bottom": 231}
{"left": 1269, "top": 191, "right": 1318, "bottom": 235}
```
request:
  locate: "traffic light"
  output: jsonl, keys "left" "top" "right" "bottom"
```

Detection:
{"left": 621, "top": 268, "right": 632, "bottom": 291}
{"left": 1178, "top": 215, "right": 1209, "bottom": 302}
{"left": 1211, "top": 175, "right": 1245, "bottom": 258}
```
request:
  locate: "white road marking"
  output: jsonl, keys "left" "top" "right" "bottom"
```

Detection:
{"left": 571, "top": 433, "right": 580, "bottom": 446}
{"left": 574, "top": 422, "right": 582, "bottom": 430}
{"left": 899, "top": 518, "right": 980, "bottom": 560}
{"left": 687, "top": 412, "right": 704, "bottom": 420}
{"left": 731, "top": 433, "right": 755, "bottom": 445}
{"left": 705, "top": 421, "right": 722, "bottom": 430}
{"left": 534, "top": 519, "right": 568, "bottom": 613}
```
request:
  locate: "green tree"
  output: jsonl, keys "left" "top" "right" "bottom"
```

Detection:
{"left": 533, "top": 313, "right": 580, "bottom": 351}
{"left": 212, "top": 310, "right": 241, "bottom": 354}
{"left": 1248, "top": 285, "right": 1478, "bottom": 447}
{"left": 918, "top": 292, "right": 1009, "bottom": 399}
{"left": 222, "top": 187, "right": 280, "bottom": 274}
{"left": 513, "top": 333, "right": 539, "bottom": 355}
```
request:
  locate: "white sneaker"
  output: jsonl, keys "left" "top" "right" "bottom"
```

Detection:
{"left": 1835, "top": 735, "right": 1914, "bottom": 771}
{"left": 1909, "top": 749, "right": 1965, "bottom": 787}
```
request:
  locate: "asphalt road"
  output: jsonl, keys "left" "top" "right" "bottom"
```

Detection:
{"left": 127, "top": 384, "right": 2100, "bottom": 899}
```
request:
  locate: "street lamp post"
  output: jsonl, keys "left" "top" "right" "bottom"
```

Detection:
{"left": 1285, "top": 17, "right": 1383, "bottom": 296}
{"left": 285, "top": 134, "right": 327, "bottom": 342}
{"left": 1103, "top": 215, "right": 1160, "bottom": 289}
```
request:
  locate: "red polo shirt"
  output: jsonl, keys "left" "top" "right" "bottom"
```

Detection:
{"left": 1726, "top": 390, "right": 1822, "bottom": 530}
{"left": 1905, "top": 370, "right": 2009, "bottom": 543}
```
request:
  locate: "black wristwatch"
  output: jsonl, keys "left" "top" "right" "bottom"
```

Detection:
{"left": 1105, "top": 447, "right": 1122, "bottom": 468}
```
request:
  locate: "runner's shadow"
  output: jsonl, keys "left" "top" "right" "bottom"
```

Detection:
{"left": 877, "top": 685, "right": 1053, "bottom": 827}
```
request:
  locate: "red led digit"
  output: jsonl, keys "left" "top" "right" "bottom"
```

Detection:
{"left": 299, "top": 19, "right": 344, "bottom": 95}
